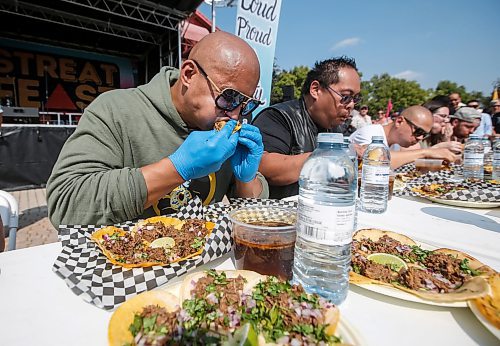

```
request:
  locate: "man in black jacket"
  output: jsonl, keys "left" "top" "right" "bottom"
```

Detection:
{"left": 252, "top": 57, "right": 361, "bottom": 199}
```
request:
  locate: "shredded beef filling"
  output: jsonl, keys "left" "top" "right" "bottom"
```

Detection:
{"left": 102, "top": 219, "right": 209, "bottom": 264}
{"left": 352, "top": 235, "right": 414, "bottom": 259}
{"left": 352, "top": 254, "right": 396, "bottom": 283}
{"left": 422, "top": 252, "right": 468, "bottom": 284}
{"left": 191, "top": 274, "right": 246, "bottom": 314}
{"left": 398, "top": 267, "right": 456, "bottom": 293}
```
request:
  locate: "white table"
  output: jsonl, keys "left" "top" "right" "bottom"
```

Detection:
{"left": 1, "top": 196, "right": 499, "bottom": 346}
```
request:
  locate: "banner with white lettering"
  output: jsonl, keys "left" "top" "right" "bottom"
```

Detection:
{"left": 235, "top": 0, "right": 282, "bottom": 116}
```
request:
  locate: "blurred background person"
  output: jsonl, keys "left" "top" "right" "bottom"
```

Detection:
{"left": 449, "top": 92, "right": 466, "bottom": 115}
{"left": 350, "top": 105, "right": 457, "bottom": 169}
{"left": 401, "top": 96, "right": 462, "bottom": 154}
{"left": 469, "top": 99, "right": 492, "bottom": 138}
{"left": 351, "top": 105, "right": 372, "bottom": 129}
{"left": 449, "top": 107, "right": 481, "bottom": 142}
{"left": 489, "top": 99, "right": 500, "bottom": 135}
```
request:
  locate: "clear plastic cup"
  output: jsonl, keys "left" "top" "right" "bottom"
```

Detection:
{"left": 229, "top": 206, "right": 297, "bottom": 280}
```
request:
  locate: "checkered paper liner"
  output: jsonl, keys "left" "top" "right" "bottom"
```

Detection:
{"left": 52, "top": 197, "right": 297, "bottom": 310}
{"left": 394, "top": 172, "right": 500, "bottom": 202}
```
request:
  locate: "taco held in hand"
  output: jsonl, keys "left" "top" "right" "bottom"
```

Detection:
{"left": 91, "top": 216, "right": 215, "bottom": 267}
{"left": 108, "top": 270, "right": 342, "bottom": 346}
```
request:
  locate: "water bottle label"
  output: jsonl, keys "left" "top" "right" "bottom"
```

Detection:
{"left": 297, "top": 196, "right": 355, "bottom": 246}
{"left": 362, "top": 165, "right": 390, "bottom": 185}
{"left": 464, "top": 153, "right": 484, "bottom": 165}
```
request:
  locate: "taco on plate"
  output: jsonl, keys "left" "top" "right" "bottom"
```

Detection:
{"left": 91, "top": 216, "right": 215, "bottom": 268}
{"left": 411, "top": 183, "right": 464, "bottom": 197}
{"left": 471, "top": 273, "right": 500, "bottom": 329}
{"left": 350, "top": 228, "right": 493, "bottom": 302}
{"left": 109, "top": 270, "right": 343, "bottom": 345}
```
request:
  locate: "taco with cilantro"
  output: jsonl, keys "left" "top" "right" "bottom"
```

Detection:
{"left": 108, "top": 270, "right": 343, "bottom": 345}
{"left": 350, "top": 228, "right": 494, "bottom": 302}
{"left": 91, "top": 216, "right": 215, "bottom": 268}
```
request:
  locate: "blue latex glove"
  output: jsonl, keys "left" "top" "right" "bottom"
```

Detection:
{"left": 230, "top": 124, "right": 264, "bottom": 182}
{"left": 169, "top": 120, "right": 239, "bottom": 181}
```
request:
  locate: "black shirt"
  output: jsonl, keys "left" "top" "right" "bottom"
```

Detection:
{"left": 493, "top": 113, "right": 500, "bottom": 134}
{"left": 252, "top": 101, "right": 339, "bottom": 199}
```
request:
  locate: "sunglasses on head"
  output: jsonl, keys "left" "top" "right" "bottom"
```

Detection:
{"left": 192, "top": 59, "right": 263, "bottom": 116}
{"left": 404, "top": 117, "right": 430, "bottom": 139}
{"left": 327, "top": 86, "right": 362, "bottom": 105}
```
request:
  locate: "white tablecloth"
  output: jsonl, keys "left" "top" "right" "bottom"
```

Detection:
{"left": 0, "top": 196, "right": 499, "bottom": 346}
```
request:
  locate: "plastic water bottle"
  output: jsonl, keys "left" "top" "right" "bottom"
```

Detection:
{"left": 463, "top": 135, "right": 484, "bottom": 180}
{"left": 343, "top": 137, "right": 358, "bottom": 164}
{"left": 483, "top": 138, "right": 493, "bottom": 172}
{"left": 493, "top": 137, "right": 500, "bottom": 181}
{"left": 359, "top": 136, "right": 391, "bottom": 213}
{"left": 294, "top": 133, "right": 357, "bottom": 305}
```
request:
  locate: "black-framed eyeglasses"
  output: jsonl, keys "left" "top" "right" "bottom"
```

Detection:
{"left": 327, "top": 86, "right": 362, "bottom": 105}
{"left": 404, "top": 117, "right": 430, "bottom": 139}
{"left": 191, "top": 59, "right": 263, "bottom": 116}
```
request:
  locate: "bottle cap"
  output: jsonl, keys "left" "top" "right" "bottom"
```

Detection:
{"left": 371, "top": 136, "right": 384, "bottom": 142}
{"left": 317, "top": 132, "right": 343, "bottom": 144}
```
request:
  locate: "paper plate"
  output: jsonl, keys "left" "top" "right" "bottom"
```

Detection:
{"left": 468, "top": 300, "right": 500, "bottom": 340}
{"left": 353, "top": 282, "right": 467, "bottom": 307}
{"left": 426, "top": 197, "right": 500, "bottom": 209}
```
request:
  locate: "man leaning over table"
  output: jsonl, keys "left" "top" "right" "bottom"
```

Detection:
{"left": 350, "top": 105, "right": 459, "bottom": 169}
{"left": 47, "top": 32, "right": 268, "bottom": 226}
{"left": 448, "top": 106, "right": 482, "bottom": 142}
{"left": 252, "top": 57, "right": 361, "bottom": 199}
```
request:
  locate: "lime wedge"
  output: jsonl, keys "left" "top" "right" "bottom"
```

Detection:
{"left": 367, "top": 253, "right": 408, "bottom": 271}
{"left": 150, "top": 237, "right": 175, "bottom": 249}
{"left": 223, "top": 323, "right": 258, "bottom": 346}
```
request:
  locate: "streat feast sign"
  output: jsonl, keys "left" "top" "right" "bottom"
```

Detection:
{"left": 0, "top": 39, "right": 135, "bottom": 112}
{"left": 235, "top": 0, "right": 282, "bottom": 116}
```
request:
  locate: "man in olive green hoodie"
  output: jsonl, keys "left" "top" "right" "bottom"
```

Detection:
{"left": 47, "top": 32, "right": 268, "bottom": 226}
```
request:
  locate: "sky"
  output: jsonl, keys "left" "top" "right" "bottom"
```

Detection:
{"left": 199, "top": 0, "right": 500, "bottom": 96}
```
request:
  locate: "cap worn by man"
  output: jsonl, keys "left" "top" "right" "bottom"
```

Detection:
{"left": 449, "top": 107, "right": 481, "bottom": 123}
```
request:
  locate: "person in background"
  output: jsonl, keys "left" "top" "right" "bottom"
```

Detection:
{"left": 337, "top": 109, "right": 357, "bottom": 136}
{"left": 449, "top": 92, "right": 466, "bottom": 115}
{"left": 491, "top": 99, "right": 500, "bottom": 135}
{"left": 403, "top": 96, "right": 462, "bottom": 154}
{"left": 449, "top": 107, "right": 482, "bottom": 142}
{"left": 350, "top": 105, "right": 458, "bottom": 169}
{"left": 252, "top": 56, "right": 361, "bottom": 199}
{"left": 466, "top": 99, "right": 482, "bottom": 113}
{"left": 47, "top": 32, "right": 267, "bottom": 226}
{"left": 351, "top": 105, "right": 372, "bottom": 129}
{"left": 470, "top": 99, "right": 493, "bottom": 138}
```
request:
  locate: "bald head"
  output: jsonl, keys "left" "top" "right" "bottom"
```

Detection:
{"left": 189, "top": 31, "right": 260, "bottom": 88}
{"left": 401, "top": 105, "right": 433, "bottom": 132}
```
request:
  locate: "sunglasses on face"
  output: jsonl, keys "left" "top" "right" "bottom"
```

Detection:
{"left": 468, "top": 104, "right": 479, "bottom": 108}
{"left": 327, "top": 86, "right": 362, "bottom": 105}
{"left": 192, "top": 59, "right": 263, "bottom": 116}
{"left": 404, "top": 117, "right": 430, "bottom": 139}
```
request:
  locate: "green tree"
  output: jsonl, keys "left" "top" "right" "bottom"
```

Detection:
{"left": 270, "top": 65, "right": 310, "bottom": 104}
{"left": 435, "top": 80, "right": 487, "bottom": 106}
{"left": 361, "top": 74, "right": 430, "bottom": 115}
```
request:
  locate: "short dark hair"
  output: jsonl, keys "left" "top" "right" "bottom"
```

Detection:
{"left": 466, "top": 99, "right": 479, "bottom": 104}
{"left": 301, "top": 56, "right": 358, "bottom": 96}
{"left": 422, "top": 95, "right": 449, "bottom": 113}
